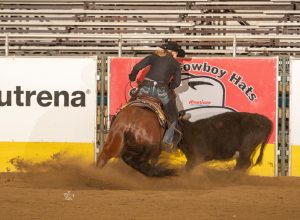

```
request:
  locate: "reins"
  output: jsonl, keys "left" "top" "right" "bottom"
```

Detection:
{"left": 125, "top": 80, "right": 134, "bottom": 103}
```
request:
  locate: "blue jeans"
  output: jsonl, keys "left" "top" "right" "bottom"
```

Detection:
{"left": 137, "top": 85, "right": 179, "bottom": 147}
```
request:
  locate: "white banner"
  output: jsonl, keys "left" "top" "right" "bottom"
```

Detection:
{"left": 289, "top": 57, "right": 300, "bottom": 176}
{"left": 0, "top": 57, "right": 97, "bottom": 143}
{"left": 290, "top": 58, "right": 300, "bottom": 145}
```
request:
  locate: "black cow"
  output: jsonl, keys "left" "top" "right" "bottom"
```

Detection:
{"left": 179, "top": 112, "right": 273, "bottom": 171}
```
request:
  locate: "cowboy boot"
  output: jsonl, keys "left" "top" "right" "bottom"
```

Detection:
{"left": 161, "top": 122, "right": 178, "bottom": 153}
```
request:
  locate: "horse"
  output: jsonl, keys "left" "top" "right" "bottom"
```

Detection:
{"left": 96, "top": 101, "right": 177, "bottom": 177}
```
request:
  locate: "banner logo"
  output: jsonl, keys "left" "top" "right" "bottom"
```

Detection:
{"left": 0, "top": 86, "right": 86, "bottom": 107}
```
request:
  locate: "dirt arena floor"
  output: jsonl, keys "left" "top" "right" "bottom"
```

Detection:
{"left": 1, "top": 157, "right": 300, "bottom": 220}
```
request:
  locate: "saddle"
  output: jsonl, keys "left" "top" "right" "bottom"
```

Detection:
{"left": 121, "top": 95, "right": 167, "bottom": 128}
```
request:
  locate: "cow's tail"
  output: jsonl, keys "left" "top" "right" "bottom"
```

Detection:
{"left": 254, "top": 141, "right": 267, "bottom": 166}
{"left": 254, "top": 119, "right": 273, "bottom": 166}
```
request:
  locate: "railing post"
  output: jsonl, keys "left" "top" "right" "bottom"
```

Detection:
{"left": 280, "top": 57, "right": 287, "bottom": 176}
{"left": 233, "top": 34, "right": 236, "bottom": 57}
{"left": 118, "top": 34, "right": 122, "bottom": 57}
{"left": 5, "top": 34, "right": 9, "bottom": 56}
{"left": 99, "top": 56, "right": 107, "bottom": 152}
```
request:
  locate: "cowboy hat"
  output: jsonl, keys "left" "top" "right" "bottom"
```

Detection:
{"left": 160, "top": 41, "right": 186, "bottom": 57}
{"left": 177, "top": 48, "right": 186, "bottom": 58}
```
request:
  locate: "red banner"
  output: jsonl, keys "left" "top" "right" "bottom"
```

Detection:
{"left": 109, "top": 57, "right": 277, "bottom": 143}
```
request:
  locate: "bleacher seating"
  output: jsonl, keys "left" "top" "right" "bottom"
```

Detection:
{"left": 0, "top": 0, "right": 300, "bottom": 56}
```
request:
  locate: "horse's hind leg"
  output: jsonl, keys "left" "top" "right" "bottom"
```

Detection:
{"left": 96, "top": 131, "right": 124, "bottom": 168}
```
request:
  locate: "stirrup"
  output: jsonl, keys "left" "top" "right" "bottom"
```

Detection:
{"left": 161, "top": 142, "right": 177, "bottom": 153}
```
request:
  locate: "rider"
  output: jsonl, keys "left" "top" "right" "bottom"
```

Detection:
{"left": 128, "top": 41, "right": 185, "bottom": 152}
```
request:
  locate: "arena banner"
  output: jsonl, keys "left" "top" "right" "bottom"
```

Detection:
{"left": 108, "top": 57, "right": 278, "bottom": 176}
{"left": 289, "top": 57, "right": 300, "bottom": 176}
{"left": 0, "top": 57, "right": 97, "bottom": 172}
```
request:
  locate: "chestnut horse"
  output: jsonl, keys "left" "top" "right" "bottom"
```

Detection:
{"left": 96, "top": 105, "right": 177, "bottom": 177}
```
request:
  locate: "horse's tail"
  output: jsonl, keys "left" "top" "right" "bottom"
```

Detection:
{"left": 122, "top": 131, "right": 177, "bottom": 177}
{"left": 254, "top": 117, "right": 273, "bottom": 166}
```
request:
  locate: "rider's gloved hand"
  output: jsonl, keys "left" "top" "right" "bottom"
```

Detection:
{"left": 129, "top": 74, "right": 135, "bottom": 82}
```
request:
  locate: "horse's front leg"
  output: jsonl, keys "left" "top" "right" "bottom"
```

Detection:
{"left": 96, "top": 151, "right": 109, "bottom": 168}
{"left": 96, "top": 131, "right": 125, "bottom": 168}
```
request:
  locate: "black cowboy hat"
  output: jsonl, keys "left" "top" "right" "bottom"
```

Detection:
{"left": 160, "top": 41, "right": 186, "bottom": 57}
{"left": 160, "top": 41, "right": 179, "bottom": 51}
{"left": 177, "top": 48, "right": 186, "bottom": 58}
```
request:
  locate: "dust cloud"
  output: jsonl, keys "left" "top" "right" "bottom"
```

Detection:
{"left": 2, "top": 153, "right": 299, "bottom": 191}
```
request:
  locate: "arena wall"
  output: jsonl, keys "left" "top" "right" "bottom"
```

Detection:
{"left": 289, "top": 57, "right": 300, "bottom": 176}
{"left": 0, "top": 57, "right": 97, "bottom": 171}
